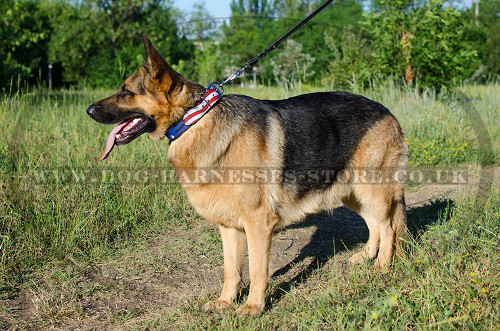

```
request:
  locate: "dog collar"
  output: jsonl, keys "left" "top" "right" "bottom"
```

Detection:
{"left": 166, "top": 82, "right": 223, "bottom": 141}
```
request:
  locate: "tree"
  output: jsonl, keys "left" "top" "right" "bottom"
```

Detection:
{"left": 408, "top": 1, "right": 477, "bottom": 89}
{"left": 463, "top": 0, "right": 500, "bottom": 80}
{"left": 219, "top": 0, "right": 279, "bottom": 84}
{"left": 288, "top": 0, "right": 364, "bottom": 82}
{"left": 0, "top": 0, "right": 52, "bottom": 90}
{"left": 361, "top": 0, "right": 477, "bottom": 90}
{"left": 48, "top": 0, "right": 194, "bottom": 87}
{"left": 220, "top": 0, "right": 364, "bottom": 84}
{"left": 271, "top": 39, "right": 315, "bottom": 90}
{"left": 230, "top": 0, "right": 275, "bottom": 17}
{"left": 479, "top": 0, "right": 500, "bottom": 77}
{"left": 181, "top": 1, "right": 218, "bottom": 41}
{"left": 323, "top": 27, "right": 370, "bottom": 88}
{"left": 48, "top": 0, "right": 108, "bottom": 86}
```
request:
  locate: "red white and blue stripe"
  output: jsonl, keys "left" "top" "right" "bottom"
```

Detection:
{"left": 166, "top": 83, "right": 223, "bottom": 141}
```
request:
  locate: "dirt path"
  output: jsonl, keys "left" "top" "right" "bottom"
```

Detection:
{"left": 1, "top": 167, "right": 497, "bottom": 330}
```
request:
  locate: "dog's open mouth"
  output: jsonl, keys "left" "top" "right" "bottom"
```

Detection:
{"left": 101, "top": 116, "right": 155, "bottom": 160}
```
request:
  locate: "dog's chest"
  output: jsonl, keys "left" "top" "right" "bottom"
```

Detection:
{"left": 182, "top": 184, "right": 255, "bottom": 229}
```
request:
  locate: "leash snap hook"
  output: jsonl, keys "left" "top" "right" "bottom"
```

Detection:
{"left": 206, "top": 81, "right": 224, "bottom": 95}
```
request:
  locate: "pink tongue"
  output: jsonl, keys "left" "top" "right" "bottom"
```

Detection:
{"left": 100, "top": 121, "right": 130, "bottom": 160}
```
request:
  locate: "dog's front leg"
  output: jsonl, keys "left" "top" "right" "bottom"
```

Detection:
{"left": 204, "top": 225, "right": 246, "bottom": 312}
{"left": 238, "top": 215, "right": 278, "bottom": 316}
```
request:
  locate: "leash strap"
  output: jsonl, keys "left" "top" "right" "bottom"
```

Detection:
{"left": 166, "top": 83, "right": 223, "bottom": 140}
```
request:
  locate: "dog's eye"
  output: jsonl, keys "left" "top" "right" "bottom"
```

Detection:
{"left": 118, "top": 86, "right": 134, "bottom": 97}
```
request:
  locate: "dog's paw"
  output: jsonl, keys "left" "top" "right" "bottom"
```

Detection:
{"left": 203, "top": 299, "right": 231, "bottom": 312}
{"left": 372, "top": 259, "right": 390, "bottom": 273}
{"left": 349, "top": 252, "right": 370, "bottom": 264}
{"left": 237, "top": 303, "right": 264, "bottom": 317}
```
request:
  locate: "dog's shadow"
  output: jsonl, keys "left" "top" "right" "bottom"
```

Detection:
{"left": 240, "top": 198, "right": 453, "bottom": 308}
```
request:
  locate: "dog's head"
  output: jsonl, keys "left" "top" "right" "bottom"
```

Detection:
{"left": 87, "top": 36, "right": 203, "bottom": 159}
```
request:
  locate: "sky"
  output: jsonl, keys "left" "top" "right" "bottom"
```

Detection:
{"left": 172, "top": 0, "right": 232, "bottom": 18}
{"left": 171, "top": 0, "right": 473, "bottom": 19}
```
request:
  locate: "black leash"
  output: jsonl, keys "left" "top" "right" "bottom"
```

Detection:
{"left": 219, "top": 0, "right": 335, "bottom": 88}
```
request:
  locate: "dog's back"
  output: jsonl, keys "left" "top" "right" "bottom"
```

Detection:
{"left": 251, "top": 92, "right": 394, "bottom": 194}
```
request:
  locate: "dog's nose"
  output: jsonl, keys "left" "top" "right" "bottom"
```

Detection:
{"left": 86, "top": 105, "right": 97, "bottom": 118}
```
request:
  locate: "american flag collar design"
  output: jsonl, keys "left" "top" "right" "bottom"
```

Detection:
{"left": 166, "top": 82, "right": 223, "bottom": 141}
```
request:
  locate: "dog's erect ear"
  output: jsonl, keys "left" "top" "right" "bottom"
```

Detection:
{"left": 143, "top": 36, "right": 170, "bottom": 79}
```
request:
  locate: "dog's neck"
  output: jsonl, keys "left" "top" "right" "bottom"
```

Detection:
{"left": 165, "top": 83, "right": 223, "bottom": 141}
{"left": 166, "top": 108, "right": 217, "bottom": 168}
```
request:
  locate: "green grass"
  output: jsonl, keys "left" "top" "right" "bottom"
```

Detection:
{"left": 0, "top": 83, "right": 499, "bottom": 328}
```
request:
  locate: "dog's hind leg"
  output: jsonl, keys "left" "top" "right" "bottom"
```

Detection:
{"left": 348, "top": 183, "right": 395, "bottom": 270}
{"left": 344, "top": 197, "right": 380, "bottom": 264}
{"left": 204, "top": 225, "right": 246, "bottom": 312}
{"left": 350, "top": 218, "right": 380, "bottom": 264}
{"left": 351, "top": 184, "right": 407, "bottom": 271}
{"left": 374, "top": 214, "right": 395, "bottom": 270}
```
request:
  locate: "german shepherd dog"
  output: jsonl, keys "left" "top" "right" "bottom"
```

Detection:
{"left": 87, "top": 37, "right": 408, "bottom": 316}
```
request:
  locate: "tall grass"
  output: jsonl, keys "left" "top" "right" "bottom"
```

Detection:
{"left": 0, "top": 83, "right": 498, "bottom": 285}
{"left": 0, "top": 88, "right": 192, "bottom": 284}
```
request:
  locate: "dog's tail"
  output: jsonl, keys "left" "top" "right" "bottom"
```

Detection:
{"left": 391, "top": 194, "right": 408, "bottom": 258}
{"left": 391, "top": 136, "right": 408, "bottom": 258}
